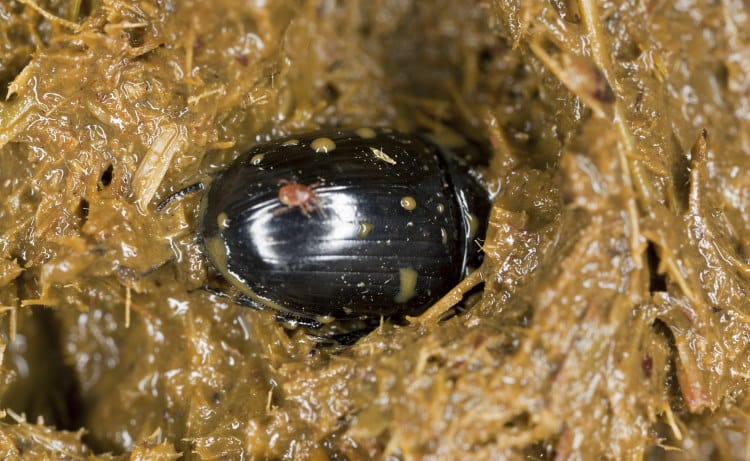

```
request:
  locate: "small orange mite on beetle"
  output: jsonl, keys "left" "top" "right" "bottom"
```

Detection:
{"left": 276, "top": 180, "right": 323, "bottom": 216}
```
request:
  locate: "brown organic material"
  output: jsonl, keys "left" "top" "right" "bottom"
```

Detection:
{"left": 0, "top": 0, "right": 749, "bottom": 459}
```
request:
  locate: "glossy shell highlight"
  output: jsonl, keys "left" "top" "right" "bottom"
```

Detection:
{"left": 199, "top": 129, "right": 488, "bottom": 322}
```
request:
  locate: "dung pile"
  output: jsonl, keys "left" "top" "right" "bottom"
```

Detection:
{"left": 0, "top": 0, "right": 748, "bottom": 459}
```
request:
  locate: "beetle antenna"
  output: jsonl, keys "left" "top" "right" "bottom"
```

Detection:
{"left": 156, "top": 182, "right": 205, "bottom": 212}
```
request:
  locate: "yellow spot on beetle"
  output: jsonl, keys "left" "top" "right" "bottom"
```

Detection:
{"left": 468, "top": 213, "right": 479, "bottom": 239}
{"left": 250, "top": 153, "right": 265, "bottom": 165}
{"left": 314, "top": 315, "right": 336, "bottom": 324}
{"left": 355, "top": 127, "right": 377, "bottom": 139}
{"left": 394, "top": 267, "right": 418, "bottom": 303}
{"left": 400, "top": 196, "right": 417, "bottom": 211}
{"left": 217, "top": 212, "right": 230, "bottom": 230}
{"left": 358, "top": 222, "right": 374, "bottom": 238}
{"left": 282, "top": 139, "right": 300, "bottom": 146}
{"left": 311, "top": 137, "right": 336, "bottom": 153}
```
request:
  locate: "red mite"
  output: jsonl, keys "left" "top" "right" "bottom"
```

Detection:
{"left": 275, "top": 180, "right": 323, "bottom": 216}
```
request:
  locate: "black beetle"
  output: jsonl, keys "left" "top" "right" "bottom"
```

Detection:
{"left": 199, "top": 128, "right": 489, "bottom": 328}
